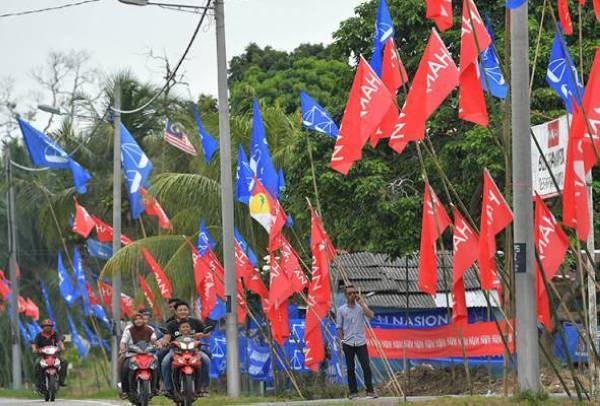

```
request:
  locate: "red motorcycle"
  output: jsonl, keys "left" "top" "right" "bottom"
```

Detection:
{"left": 125, "top": 341, "right": 158, "bottom": 406}
{"left": 170, "top": 336, "right": 203, "bottom": 406}
{"left": 37, "top": 345, "right": 61, "bottom": 402}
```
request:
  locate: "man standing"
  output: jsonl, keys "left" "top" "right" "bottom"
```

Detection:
{"left": 336, "top": 285, "right": 377, "bottom": 399}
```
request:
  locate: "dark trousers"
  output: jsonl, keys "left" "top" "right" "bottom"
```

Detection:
{"left": 342, "top": 343, "right": 373, "bottom": 394}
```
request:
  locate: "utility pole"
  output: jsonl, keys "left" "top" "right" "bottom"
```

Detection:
{"left": 510, "top": 2, "right": 540, "bottom": 392}
{"left": 587, "top": 172, "right": 598, "bottom": 398}
{"left": 6, "top": 146, "right": 21, "bottom": 389}
{"left": 110, "top": 84, "right": 122, "bottom": 388}
{"left": 214, "top": 0, "right": 240, "bottom": 397}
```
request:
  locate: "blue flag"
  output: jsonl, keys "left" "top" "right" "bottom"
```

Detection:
{"left": 192, "top": 104, "right": 219, "bottom": 163}
{"left": 57, "top": 252, "right": 78, "bottom": 306}
{"left": 92, "top": 304, "right": 111, "bottom": 328}
{"left": 209, "top": 298, "right": 226, "bottom": 320}
{"left": 546, "top": 25, "right": 584, "bottom": 113}
{"left": 370, "top": 0, "right": 395, "bottom": 76}
{"left": 17, "top": 118, "right": 92, "bottom": 194}
{"left": 479, "top": 19, "right": 508, "bottom": 99}
{"left": 80, "top": 320, "right": 100, "bottom": 347}
{"left": 39, "top": 279, "right": 56, "bottom": 325}
{"left": 120, "top": 123, "right": 153, "bottom": 219}
{"left": 250, "top": 99, "right": 279, "bottom": 197}
{"left": 197, "top": 219, "right": 217, "bottom": 256}
{"left": 277, "top": 168, "right": 285, "bottom": 193}
{"left": 300, "top": 91, "right": 339, "bottom": 138}
{"left": 27, "top": 322, "right": 42, "bottom": 340}
{"left": 67, "top": 312, "right": 89, "bottom": 358}
{"left": 73, "top": 247, "right": 92, "bottom": 316}
{"left": 19, "top": 319, "right": 31, "bottom": 344}
{"left": 236, "top": 145, "right": 254, "bottom": 205}
{"left": 234, "top": 228, "right": 258, "bottom": 267}
{"left": 87, "top": 239, "right": 113, "bottom": 260}
{"left": 506, "top": 0, "right": 526, "bottom": 9}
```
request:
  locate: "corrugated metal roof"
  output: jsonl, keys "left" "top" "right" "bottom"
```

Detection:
{"left": 434, "top": 290, "right": 501, "bottom": 308}
{"left": 365, "top": 293, "right": 436, "bottom": 309}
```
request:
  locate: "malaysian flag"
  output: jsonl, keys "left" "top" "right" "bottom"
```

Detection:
{"left": 164, "top": 119, "right": 197, "bottom": 156}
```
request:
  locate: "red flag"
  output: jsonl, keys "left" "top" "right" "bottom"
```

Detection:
{"left": 86, "top": 282, "right": 100, "bottom": 306}
{"left": 281, "top": 237, "right": 308, "bottom": 293}
{"left": 478, "top": 169, "right": 513, "bottom": 290}
{"left": 452, "top": 209, "right": 479, "bottom": 323}
{"left": 141, "top": 247, "right": 173, "bottom": 299}
{"left": 535, "top": 195, "right": 569, "bottom": 330}
{"left": 425, "top": 0, "right": 454, "bottom": 32}
{"left": 330, "top": 56, "right": 394, "bottom": 174}
{"left": 92, "top": 216, "right": 133, "bottom": 246}
{"left": 459, "top": 0, "right": 491, "bottom": 126}
{"left": 98, "top": 280, "right": 112, "bottom": 307}
{"left": 0, "top": 278, "right": 10, "bottom": 301}
{"left": 141, "top": 188, "right": 172, "bottom": 230}
{"left": 594, "top": 0, "right": 600, "bottom": 20}
{"left": 190, "top": 244, "right": 217, "bottom": 320}
{"left": 138, "top": 273, "right": 161, "bottom": 319}
{"left": 237, "top": 281, "right": 247, "bottom": 324}
{"left": 249, "top": 179, "right": 287, "bottom": 252}
{"left": 73, "top": 200, "right": 95, "bottom": 238}
{"left": 563, "top": 133, "right": 590, "bottom": 241}
{"left": 267, "top": 300, "right": 290, "bottom": 345}
{"left": 121, "top": 293, "right": 135, "bottom": 318}
{"left": 304, "top": 309, "right": 325, "bottom": 371}
{"left": 418, "top": 184, "right": 451, "bottom": 295}
{"left": 558, "top": 0, "right": 573, "bottom": 36}
{"left": 234, "top": 240, "right": 268, "bottom": 298}
{"left": 382, "top": 38, "right": 408, "bottom": 93}
{"left": 268, "top": 254, "right": 294, "bottom": 309}
{"left": 389, "top": 29, "right": 459, "bottom": 153}
{"left": 204, "top": 250, "right": 225, "bottom": 299}
{"left": 25, "top": 298, "right": 39, "bottom": 320}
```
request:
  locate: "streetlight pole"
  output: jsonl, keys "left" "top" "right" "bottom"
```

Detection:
{"left": 214, "top": 0, "right": 240, "bottom": 397}
{"left": 110, "top": 84, "right": 122, "bottom": 388}
{"left": 510, "top": 2, "right": 540, "bottom": 392}
{"left": 6, "top": 145, "right": 21, "bottom": 389}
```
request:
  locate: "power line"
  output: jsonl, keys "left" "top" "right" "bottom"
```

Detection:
{"left": 0, "top": 0, "right": 100, "bottom": 18}
{"left": 111, "top": 0, "right": 213, "bottom": 115}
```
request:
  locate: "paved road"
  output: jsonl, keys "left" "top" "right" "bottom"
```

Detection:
{"left": 0, "top": 400, "right": 123, "bottom": 406}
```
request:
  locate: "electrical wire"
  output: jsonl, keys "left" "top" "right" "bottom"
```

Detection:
{"left": 0, "top": 0, "right": 100, "bottom": 18}
{"left": 111, "top": 0, "right": 213, "bottom": 115}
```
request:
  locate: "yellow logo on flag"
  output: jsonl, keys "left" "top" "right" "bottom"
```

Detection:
{"left": 249, "top": 192, "right": 273, "bottom": 232}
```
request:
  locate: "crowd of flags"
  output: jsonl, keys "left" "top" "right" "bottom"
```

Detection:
{"left": 3, "top": 0, "right": 600, "bottom": 377}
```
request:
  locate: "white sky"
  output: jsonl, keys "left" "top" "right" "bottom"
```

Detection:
{"left": 0, "top": 0, "right": 364, "bottom": 123}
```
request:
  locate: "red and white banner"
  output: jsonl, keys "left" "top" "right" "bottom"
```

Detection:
{"left": 367, "top": 320, "right": 513, "bottom": 359}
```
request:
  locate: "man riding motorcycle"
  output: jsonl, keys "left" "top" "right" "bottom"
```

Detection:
{"left": 31, "top": 319, "right": 68, "bottom": 391}
{"left": 160, "top": 301, "right": 211, "bottom": 397}
{"left": 119, "top": 312, "right": 158, "bottom": 398}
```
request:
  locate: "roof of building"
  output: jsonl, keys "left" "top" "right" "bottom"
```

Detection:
{"left": 331, "top": 251, "right": 499, "bottom": 311}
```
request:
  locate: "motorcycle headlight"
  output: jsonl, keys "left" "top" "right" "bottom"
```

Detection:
{"left": 40, "top": 359, "right": 48, "bottom": 368}
{"left": 54, "top": 359, "right": 61, "bottom": 367}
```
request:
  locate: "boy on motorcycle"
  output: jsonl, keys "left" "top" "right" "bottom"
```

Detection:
{"left": 118, "top": 312, "right": 158, "bottom": 398}
{"left": 31, "top": 319, "right": 68, "bottom": 391}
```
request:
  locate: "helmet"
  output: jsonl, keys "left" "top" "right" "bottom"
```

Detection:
{"left": 41, "top": 319, "right": 54, "bottom": 327}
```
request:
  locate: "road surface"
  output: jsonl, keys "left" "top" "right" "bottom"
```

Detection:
{"left": 0, "top": 400, "right": 123, "bottom": 406}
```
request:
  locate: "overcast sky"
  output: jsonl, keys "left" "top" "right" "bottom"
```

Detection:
{"left": 0, "top": 0, "right": 364, "bottom": 121}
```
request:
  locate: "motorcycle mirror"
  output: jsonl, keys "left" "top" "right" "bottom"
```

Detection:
{"left": 203, "top": 325, "right": 214, "bottom": 334}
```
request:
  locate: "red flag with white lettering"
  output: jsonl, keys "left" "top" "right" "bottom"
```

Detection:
{"left": 73, "top": 199, "right": 95, "bottom": 238}
{"left": 141, "top": 188, "right": 172, "bottom": 230}
{"left": 330, "top": 56, "right": 394, "bottom": 174}
{"left": 204, "top": 250, "right": 225, "bottom": 299}
{"left": 562, "top": 130, "right": 591, "bottom": 241}
{"left": 418, "top": 184, "right": 451, "bottom": 295}
{"left": 86, "top": 282, "right": 100, "bottom": 306}
{"left": 558, "top": 0, "right": 573, "bottom": 35}
{"left": 281, "top": 237, "right": 309, "bottom": 293}
{"left": 389, "top": 29, "right": 459, "bottom": 153}
{"left": 190, "top": 244, "right": 217, "bottom": 320}
{"left": 459, "top": 0, "right": 491, "bottom": 126}
{"left": 267, "top": 299, "right": 290, "bottom": 346}
{"left": 141, "top": 247, "right": 173, "bottom": 299}
{"left": 138, "top": 272, "right": 161, "bottom": 319}
{"left": 452, "top": 209, "right": 479, "bottom": 323}
{"left": 121, "top": 293, "right": 135, "bottom": 318}
{"left": 535, "top": 195, "right": 569, "bottom": 330}
{"left": 426, "top": 0, "right": 454, "bottom": 32}
{"left": 98, "top": 280, "right": 112, "bottom": 307}
{"left": 478, "top": 169, "right": 513, "bottom": 290}
{"left": 268, "top": 253, "right": 294, "bottom": 309}
{"left": 237, "top": 280, "right": 247, "bottom": 324}
{"left": 92, "top": 215, "right": 133, "bottom": 246}
{"left": 304, "top": 309, "right": 326, "bottom": 371}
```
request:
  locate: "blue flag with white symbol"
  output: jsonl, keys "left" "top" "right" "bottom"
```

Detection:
{"left": 80, "top": 320, "right": 100, "bottom": 347}
{"left": 67, "top": 312, "right": 89, "bottom": 358}
{"left": 546, "top": 25, "right": 584, "bottom": 113}
{"left": 39, "top": 279, "right": 56, "bottom": 325}
{"left": 209, "top": 298, "right": 226, "bottom": 321}
{"left": 73, "top": 247, "right": 92, "bottom": 316}
{"left": 197, "top": 219, "right": 217, "bottom": 257}
{"left": 236, "top": 145, "right": 254, "bottom": 205}
{"left": 300, "top": 91, "right": 339, "bottom": 138}
{"left": 192, "top": 104, "right": 219, "bottom": 163}
{"left": 120, "top": 124, "right": 153, "bottom": 219}
{"left": 57, "top": 252, "right": 78, "bottom": 306}
{"left": 506, "top": 0, "right": 526, "bottom": 9}
{"left": 26, "top": 322, "right": 42, "bottom": 340}
{"left": 250, "top": 99, "right": 279, "bottom": 197}
{"left": 17, "top": 118, "right": 92, "bottom": 194}
{"left": 92, "top": 304, "right": 111, "bottom": 329}
{"left": 479, "top": 19, "right": 508, "bottom": 99}
{"left": 19, "top": 319, "right": 31, "bottom": 344}
{"left": 371, "top": 0, "right": 395, "bottom": 76}
{"left": 87, "top": 239, "right": 112, "bottom": 260}
{"left": 234, "top": 228, "right": 258, "bottom": 267}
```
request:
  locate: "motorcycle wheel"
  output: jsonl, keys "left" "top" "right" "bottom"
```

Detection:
{"left": 46, "top": 374, "right": 58, "bottom": 402}
{"left": 137, "top": 378, "right": 151, "bottom": 406}
{"left": 182, "top": 374, "right": 195, "bottom": 406}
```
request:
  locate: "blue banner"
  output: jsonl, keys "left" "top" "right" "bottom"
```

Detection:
{"left": 39, "top": 279, "right": 56, "bottom": 325}
{"left": 480, "top": 19, "right": 508, "bottom": 99}
{"left": 300, "top": 91, "right": 339, "bottom": 138}
{"left": 87, "top": 239, "right": 113, "bottom": 260}
{"left": 57, "top": 252, "right": 79, "bottom": 306}
{"left": 120, "top": 124, "right": 152, "bottom": 219}
{"left": 236, "top": 145, "right": 254, "bottom": 205}
{"left": 250, "top": 99, "right": 279, "bottom": 197}
{"left": 197, "top": 219, "right": 217, "bottom": 256}
{"left": 371, "top": 0, "right": 394, "bottom": 76}
{"left": 192, "top": 104, "right": 219, "bottom": 163}
{"left": 73, "top": 247, "right": 92, "bottom": 316}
